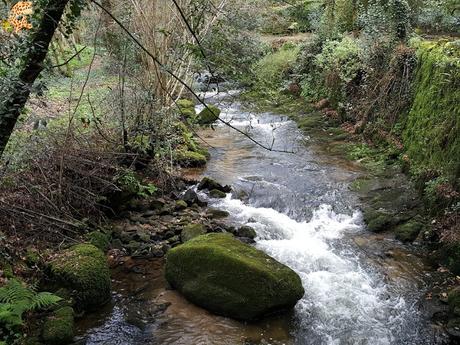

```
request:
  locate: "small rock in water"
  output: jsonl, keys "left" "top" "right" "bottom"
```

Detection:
{"left": 198, "top": 177, "right": 231, "bottom": 193}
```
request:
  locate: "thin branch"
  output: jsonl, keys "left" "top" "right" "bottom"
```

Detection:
{"left": 91, "top": 0, "right": 293, "bottom": 154}
{"left": 51, "top": 45, "right": 87, "bottom": 69}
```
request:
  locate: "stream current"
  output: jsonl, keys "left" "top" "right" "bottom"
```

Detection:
{"left": 77, "top": 94, "right": 442, "bottom": 345}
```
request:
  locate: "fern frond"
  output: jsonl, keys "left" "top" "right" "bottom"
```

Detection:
{"left": 0, "top": 279, "right": 34, "bottom": 304}
{"left": 29, "top": 292, "right": 62, "bottom": 311}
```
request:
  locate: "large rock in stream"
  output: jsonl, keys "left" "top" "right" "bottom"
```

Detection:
{"left": 165, "top": 233, "right": 304, "bottom": 320}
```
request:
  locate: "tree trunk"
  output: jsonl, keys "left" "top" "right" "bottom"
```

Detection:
{"left": 0, "top": 0, "right": 71, "bottom": 157}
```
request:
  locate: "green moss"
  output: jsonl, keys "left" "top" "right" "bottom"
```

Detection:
{"left": 437, "top": 243, "right": 460, "bottom": 275}
{"left": 175, "top": 200, "right": 188, "bottom": 211}
{"left": 85, "top": 231, "right": 111, "bottom": 251}
{"left": 175, "top": 150, "right": 207, "bottom": 168}
{"left": 207, "top": 208, "right": 230, "bottom": 219}
{"left": 50, "top": 244, "right": 111, "bottom": 310}
{"left": 198, "top": 105, "right": 221, "bottom": 125}
{"left": 41, "top": 306, "right": 74, "bottom": 345}
{"left": 181, "top": 224, "right": 207, "bottom": 243}
{"left": 165, "top": 233, "right": 304, "bottom": 320}
{"left": 362, "top": 208, "right": 395, "bottom": 232}
{"left": 237, "top": 226, "right": 257, "bottom": 239}
{"left": 404, "top": 40, "right": 460, "bottom": 183}
{"left": 394, "top": 221, "right": 424, "bottom": 243}
{"left": 176, "top": 99, "right": 196, "bottom": 120}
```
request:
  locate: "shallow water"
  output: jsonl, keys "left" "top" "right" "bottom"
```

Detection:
{"left": 77, "top": 94, "right": 446, "bottom": 345}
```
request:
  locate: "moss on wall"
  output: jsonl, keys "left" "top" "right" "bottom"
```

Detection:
{"left": 404, "top": 40, "right": 460, "bottom": 183}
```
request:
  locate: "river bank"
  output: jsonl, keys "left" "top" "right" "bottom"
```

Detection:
{"left": 72, "top": 94, "right": 457, "bottom": 344}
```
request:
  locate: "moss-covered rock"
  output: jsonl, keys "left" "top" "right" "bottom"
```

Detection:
{"left": 237, "top": 226, "right": 257, "bottom": 239}
{"left": 197, "top": 105, "right": 221, "bottom": 125}
{"left": 394, "top": 221, "right": 424, "bottom": 243}
{"left": 49, "top": 244, "right": 111, "bottom": 310}
{"left": 209, "top": 189, "right": 227, "bottom": 198}
{"left": 175, "top": 150, "right": 207, "bottom": 168}
{"left": 165, "top": 233, "right": 304, "bottom": 320}
{"left": 366, "top": 213, "right": 393, "bottom": 232}
{"left": 207, "top": 208, "right": 230, "bottom": 219}
{"left": 181, "top": 224, "right": 206, "bottom": 243}
{"left": 85, "top": 231, "right": 111, "bottom": 251}
{"left": 41, "top": 306, "right": 74, "bottom": 345}
{"left": 175, "top": 200, "right": 188, "bottom": 211}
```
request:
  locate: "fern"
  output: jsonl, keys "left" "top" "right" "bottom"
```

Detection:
{"left": 0, "top": 279, "right": 62, "bottom": 329}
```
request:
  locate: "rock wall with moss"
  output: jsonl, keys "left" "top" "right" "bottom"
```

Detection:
{"left": 403, "top": 40, "right": 460, "bottom": 183}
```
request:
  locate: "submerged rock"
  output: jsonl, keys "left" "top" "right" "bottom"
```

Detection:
{"left": 206, "top": 208, "right": 230, "bottom": 219}
{"left": 209, "top": 189, "right": 227, "bottom": 198}
{"left": 165, "top": 233, "right": 304, "bottom": 320}
{"left": 41, "top": 306, "right": 74, "bottom": 345}
{"left": 49, "top": 244, "right": 111, "bottom": 310}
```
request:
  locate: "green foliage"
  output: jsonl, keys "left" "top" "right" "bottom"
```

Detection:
{"left": 42, "top": 306, "right": 74, "bottom": 345}
{"left": 116, "top": 170, "right": 157, "bottom": 199}
{"left": 0, "top": 279, "right": 61, "bottom": 341}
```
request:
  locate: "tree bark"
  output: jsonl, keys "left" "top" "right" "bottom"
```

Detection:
{"left": 0, "top": 0, "right": 71, "bottom": 157}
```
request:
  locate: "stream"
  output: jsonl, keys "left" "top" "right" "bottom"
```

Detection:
{"left": 76, "top": 94, "right": 447, "bottom": 345}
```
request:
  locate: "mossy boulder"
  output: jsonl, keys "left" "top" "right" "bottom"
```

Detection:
{"left": 362, "top": 208, "right": 394, "bottom": 232}
{"left": 41, "top": 306, "right": 74, "bottom": 345}
{"left": 175, "top": 200, "right": 188, "bottom": 211}
{"left": 85, "top": 231, "right": 111, "bottom": 251}
{"left": 209, "top": 189, "right": 227, "bottom": 198}
{"left": 175, "top": 150, "right": 207, "bottom": 168}
{"left": 237, "top": 226, "right": 257, "bottom": 239}
{"left": 207, "top": 208, "right": 230, "bottom": 219}
{"left": 165, "top": 233, "right": 304, "bottom": 320}
{"left": 181, "top": 224, "right": 206, "bottom": 243}
{"left": 49, "top": 244, "right": 111, "bottom": 310}
{"left": 198, "top": 105, "right": 221, "bottom": 125}
{"left": 394, "top": 221, "right": 424, "bottom": 243}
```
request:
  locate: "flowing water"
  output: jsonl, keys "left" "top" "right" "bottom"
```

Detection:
{"left": 77, "top": 93, "right": 446, "bottom": 345}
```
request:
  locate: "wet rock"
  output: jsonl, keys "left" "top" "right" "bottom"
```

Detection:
{"left": 198, "top": 177, "right": 231, "bottom": 193}
{"left": 207, "top": 208, "right": 230, "bottom": 219}
{"left": 182, "top": 189, "right": 207, "bottom": 207}
{"left": 126, "top": 199, "right": 150, "bottom": 212}
{"left": 165, "top": 233, "right": 304, "bottom": 320}
{"left": 49, "top": 244, "right": 111, "bottom": 310}
{"left": 150, "top": 198, "right": 166, "bottom": 210}
{"left": 448, "top": 288, "right": 460, "bottom": 317}
{"left": 363, "top": 208, "right": 395, "bottom": 232}
{"left": 394, "top": 221, "right": 424, "bottom": 243}
{"left": 236, "top": 226, "right": 257, "bottom": 240}
{"left": 209, "top": 189, "right": 227, "bottom": 199}
{"left": 181, "top": 224, "right": 207, "bottom": 243}
{"left": 42, "top": 306, "right": 74, "bottom": 345}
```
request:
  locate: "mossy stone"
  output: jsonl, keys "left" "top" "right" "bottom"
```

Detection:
{"left": 209, "top": 189, "right": 226, "bottom": 198}
{"left": 175, "top": 150, "right": 207, "bottom": 168}
{"left": 394, "top": 221, "right": 424, "bottom": 243}
{"left": 50, "top": 244, "right": 111, "bottom": 310}
{"left": 175, "top": 200, "right": 188, "bottom": 211}
{"left": 207, "top": 208, "right": 230, "bottom": 219}
{"left": 363, "top": 208, "right": 394, "bottom": 232}
{"left": 181, "top": 224, "right": 207, "bottom": 243}
{"left": 85, "top": 231, "right": 111, "bottom": 251}
{"left": 165, "top": 233, "right": 304, "bottom": 320}
{"left": 42, "top": 306, "right": 74, "bottom": 345}
{"left": 237, "top": 226, "right": 257, "bottom": 239}
{"left": 198, "top": 105, "right": 221, "bottom": 125}
{"left": 177, "top": 99, "right": 196, "bottom": 120}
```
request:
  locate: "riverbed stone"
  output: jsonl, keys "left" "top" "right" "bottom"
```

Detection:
{"left": 181, "top": 224, "right": 207, "bottom": 243}
{"left": 165, "top": 233, "right": 304, "bottom": 320}
{"left": 207, "top": 208, "right": 230, "bottom": 219}
{"left": 41, "top": 306, "right": 75, "bottom": 345}
{"left": 198, "top": 177, "right": 231, "bottom": 193}
{"left": 175, "top": 200, "right": 188, "bottom": 211}
{"left": 49, "top": 244, "right": 111, "bottom": 310}
{"left": 236, "top": 226, "right": 257, "bottom": 239}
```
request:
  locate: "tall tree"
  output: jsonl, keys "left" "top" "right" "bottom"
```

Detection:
{"left": 0, "top": 0, "right": 71, "bottom": 157}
